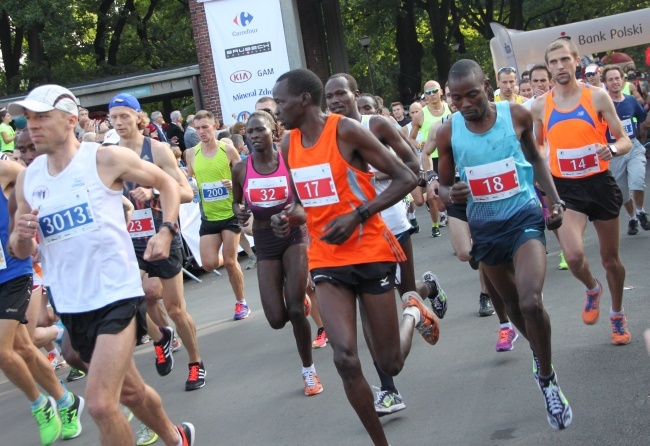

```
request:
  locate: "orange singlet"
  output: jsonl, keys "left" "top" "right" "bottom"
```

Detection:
{"left": 544, "top": 84, "right": 609, "bottom": 179}
{"left": 288, "top": 114, "right": 405, "bottom": 270}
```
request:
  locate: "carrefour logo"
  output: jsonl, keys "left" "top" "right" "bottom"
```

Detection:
{"left": 233, "top": 12, "right": 254, "bottom": 27}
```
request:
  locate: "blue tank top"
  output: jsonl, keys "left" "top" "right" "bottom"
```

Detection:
{"left": 0, "top": 192, "right": 32, "bottom": 285}
{"left": 451, "top": 101, "right": 540, "bottom": 243}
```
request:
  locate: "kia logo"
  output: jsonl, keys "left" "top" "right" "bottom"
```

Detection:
{"left": 230, "top": 70, "right": 252, "bottom": 83}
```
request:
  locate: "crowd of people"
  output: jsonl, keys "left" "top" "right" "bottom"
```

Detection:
{"left": 0, "top": 36, "right": 649, "bottom": 446}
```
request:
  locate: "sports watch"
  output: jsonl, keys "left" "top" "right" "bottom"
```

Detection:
{"left": 356, "top": 205, "right": 371, "bottom": 223}
{"left": 608, "top": 145, "right": 618, "bottom": 157}
{"left": 160, "top": 221, "right": 179, "bottom": 236}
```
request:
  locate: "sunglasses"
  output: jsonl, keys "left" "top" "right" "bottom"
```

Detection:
{"left": 424, "top": 88, "right": 440, "bottom": 95}
{"left": 498, "top": 66, "right": 516, "bottom": 74}
{"left": 584, "top": 72, "right": 598, "bottom": 78}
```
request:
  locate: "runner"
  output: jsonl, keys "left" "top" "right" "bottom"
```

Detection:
{"left": 9, "top": 84, "right": 195, "bottom": 445}
{"left": 532, "top": 38, "right": 633, "bottom": 345}
{"left": 107, "top": 93, "right": 206, "bottom": 393}
{"left": 438, "top": 59, "right": 572, "bottom": 429}
{"left": 272, "top": 68, "right": 437, "bottom": 446}
{"left": 186, "top": 110, "right": 250, "bottom": 320}
{"left": 494, "top": 67, "right": 525, "bottom": 104}
{"left": 232, "top": 110, "right": 323, "bottom": 396}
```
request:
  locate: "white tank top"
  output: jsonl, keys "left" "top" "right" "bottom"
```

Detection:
{"left": 23, "top": 142, "right": 144, "bottom": 313}
{"left": 362, "top": 116, "right": 412, "bottom": 235}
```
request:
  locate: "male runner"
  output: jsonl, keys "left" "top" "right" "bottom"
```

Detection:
{"left": 532, "top": 38, "right": 633, "bottom": 345}
{"left": 601, "top": 65, "right": 649, "bottom": 234}
{"left": 438, "top": 59, "right": 572, "bottom": 429}
{"left": 10, "top": 84, "right": 195, "bottom": 445}
{"left": 272, "top": 68, "right": 436, "bottom": 446}
{"left": 494, "top": 67, "right": 525, "bottom": 104}
{"left": 584, "top": 64, "right": 604, "bottom": 89}
{"left": 186, "top": 110, "right": 250, "bottom": 320}
{"left": 108, "top": 93, "right": 205, "bottom": 393}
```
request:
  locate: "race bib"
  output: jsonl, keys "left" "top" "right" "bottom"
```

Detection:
{"left": 0, "top": 242, "right": 7, "bottom": 270}
{"left": 202, "top": 181, "right": 229, "bottom": 202}
{"left": 247, "top": 176, "right": 288, "bottom": 208}
{"left": 291, "top": 163, "right": 339, "bottom": 207}
{"left": 608, "top": 118, "right": 634, "bottom": 139}
{"left": 466, "top": 157, "right": 520, "bottom": 202}
{"left": 128, "top": 208, "right": 156, "bottom": 238}
{"left": 557, "top": 145, "right": 600, "bottom": 178}
{"left": 37, "top": 190, "right": 98, "bottom": 245}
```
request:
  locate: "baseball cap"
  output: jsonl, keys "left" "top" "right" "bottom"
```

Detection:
{"left": 102, "top": 129, "right": 120, "bottom": 146}
{"left": 108, "top": 93, "right": 142, "bottom": 112}
{"left": 585, "top": 64, "right": 600, "bottom": 75}
{"left": 8, "top": 85, "right": 79, "bottom": 117}
{"left": 13, "top": 116, "right": 27, "bottom": 129}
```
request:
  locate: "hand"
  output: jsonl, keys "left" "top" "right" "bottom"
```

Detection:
{"left": 595, "top": 143, "right": 612, "bottom": 161}
{"left": 426, "top": 178, "right": 439, "bottom": 199}
{"left": 222, "top": 179, "right": 233, "bottom": 190}
{"left": 171, "top": 136, "right": 179, "bottom": 144}
{"left": 546, "top": 202, "right": 564, "bottom": 230}
{"left": 449, "top": 181, "right": 471, "bottom": 204}
{"left": 271, "top": 210, "right": 290, "bottom": 238}
{"left": 16, "top": 209, "right": 39, "bottom": 241}
{"left": 130, "top": 187, "right": 154, "bottom": 202}
{"left": 234, "top": 205, "right": 252, "bottom": 227}
{"left": 143, "top": 231, "right": 172, "bottom": 261}
{"left": 320, "top": 211, "right": 360, "bottom": 245}
{"left": 84, "top": 121, "right": 95, "bottom": 133}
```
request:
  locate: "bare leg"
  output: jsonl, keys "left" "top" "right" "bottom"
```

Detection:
{"left": 160, "top": 273, "right": 201, "bottom": 363}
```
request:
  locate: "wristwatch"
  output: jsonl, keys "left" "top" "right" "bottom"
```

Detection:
{"left": 608, "top": 144, "right": 618, "bottom": 157}
{"left": 552, "top": 199, "right": 566, "bottom": 211}
{"left": 356, "top": 205, "right": 371, "bottom": 223}
{"left": 160, "top": 221, "right": 179, "bottom": 236}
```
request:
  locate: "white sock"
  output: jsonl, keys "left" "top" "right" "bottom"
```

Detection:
{"left": 403, "top": 306, "right": 421, "bottom": 323}
{"left": 238, "top": 299, "right": 247, "bottom": 305}
{"left": 302, "top": 364, "right": 315, "bottom": 375}
{"left": 637, "top": 209, "right": 645, "bottom": 215}
{"left": 630, "top": 215, "right": 638, "bottom": 221}
{"left": 610, "top": 308, "right": 624, "bottom": 317}
{"left": 408, "top": 212, "right": 416, "bottom": 220}
{"left": 587, "top": 280, "right": 600, "bottom": 294}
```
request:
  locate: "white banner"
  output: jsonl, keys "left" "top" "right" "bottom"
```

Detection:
{"left": 203, "top": 0, "right": 291, "bottom": 123}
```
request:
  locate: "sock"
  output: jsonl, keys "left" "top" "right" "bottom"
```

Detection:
{"left": 56, "top": 390, "right": 73, "bottom": 409}
{"left": 238, "top": 299, "right": 247, "bottom": 305}
{"left": 374, "top": 361, "right": 398, "bottom": 393}
{"left": 176, "top": 427, "right": 184, "bottom": 446}
{"left": 610, "top": 308, "right": 624, "bottom": 317}
{"left": 500, "top": 322, "right": 512, "bottom": 330}
{"left": 408, "top": 212, "right": 416, "bottom": 220}
{"left": 29, "top": 394, "right": 47, "bottom": 411}
{"left": 302, "top": 364, "right": 315, "bottom": 375}
{"left": 432, "top": 222, "right": 439, "bottom": 228}
{"left": 587, "top": 280, "right": 600, "bottom": 294}
{"left": 316, "top": 326, "right": 324, "bottom": 335}
{"left": 637, "top": 209, "right": 645, "bottom": 216}
{"left": 403, "top": 306, "right": 420, "bottom": 322}
{"left": 630, "top": 215, "right": 638, "bottom": 221}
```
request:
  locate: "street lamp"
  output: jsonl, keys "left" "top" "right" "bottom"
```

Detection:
{"left": 358, "top": 36, "right": 376, "bottom": 95}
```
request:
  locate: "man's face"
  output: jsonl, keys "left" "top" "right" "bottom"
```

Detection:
{"left": 194, "top": 118, "right": 217, "bottom": 143}
{"left": 155, "top": 114, "right": 164, "bottom": 124}
{"left": 519, "top": 82, "right": 533, "bottom": 99}
{"left": 627, "top": 70, "right": 636, "bottom": 81}
{"left": 25, "top": 109, "right": 76, "bottom": 154}
{"left": 530, "top": 69, "right": 550, "bottom": 96}
{"left": 255, "top": 100, "right": 277, "bottom": 114}
{"left": 108, "top": 106, "right": 140, "bottom": 139}
{"left": 604, "top": 70, "right": 624, "bottom": 94}
{"left": 448, "top": 76, "right": 489, "bottom": 122}
{"left": 357, "top": 96, "right": 378, "bottom": 116}
{"left": 408, "top": 102, "right": 422, "bottom": 120}
{"left": 423, "top": 81, "right": 442, "bottom": 105}
{"left": 585, "top": 69, "right": 601, "bottom": 86}
{"left": 498, "top": 72, "right": 517, "bottom": 98}
{"left": 15, "top": 130, "right": 39, "bottom": 166}
{"left": 273, "top": 79, "right": 308, "bottom": 130}
{"left": 392, "top": 104, "right": 404, "bottom": 120}
{"left": 324, "top": 77, "right": 358, "bottom": 117}
{"left": 546, "top": 47, "right": 579, "bottom": 85}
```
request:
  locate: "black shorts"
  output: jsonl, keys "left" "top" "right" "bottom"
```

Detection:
{"left": 0, "top": 274, "right": 32, "bottom": 324}
{"left": 199, "top": 216, "right": 242, "bottom": 236}
{"left": 59, "top": 297, "right": 147, "bottom": 364}
{"left": 311, "top": 262, "right": 397, "bottom": 295}
{"left": 136, "top": 247, "right": 183, "bottom": 279}
{"left": 553, "top": 171, "right": 623, "bottom": 221}
{"left": 446, "top": 203, "right": 468, "bottom": 222}
{"left": 252, "top": 225, "right": 307, "bottom": 261}
{"left": 395, "top": 229, "right": 411, "bottom": 244}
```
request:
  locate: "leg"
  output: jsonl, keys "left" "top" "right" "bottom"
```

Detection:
{"left": 160, "top": 272, "right": 201, "bottom": 363}
{"left": 199, "top": 233, "right": 224, "bottom": 272}
{"left": 556, "top": 210, "right": 597, "bottom": 289}
{"left": 142, "top": 274, "right": 166, "bottom": 343}
{"left": 60, "top": 330, "right": 88, "bottom": 372}
{"left": 0, "top": 319, "right": 41, "bottom": 401}
{"left": 25, "top": 285, "right": 42, "bottom": 341}
{"left": 592, "top": 218, "right": 625, "bottom": 312}
{"left": 395, "top": 236, "right": 416, "bottom": 296}
{"left": 448, "top": 216, "right": 472, "bottom": 261}
{"left": 14, "top": 324, "right": 65, "bottom": 400}
{"left": 221, "top": 230, "right": 245, "bottom": 302}
{"left": 282, "top": 244, "right": 313, "bottom": 368}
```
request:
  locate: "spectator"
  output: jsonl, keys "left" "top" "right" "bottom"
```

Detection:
{"left": 166, "top": 110, "right": 186, "bottom": 151}
{"left": 147, "top": 111, "right": 168, "bottom": 142}
{"left": 231, "top": 134, "right": 248, "bottom": 159}
{"left": 184, "top": 114, "right": 200, "bottom": 150}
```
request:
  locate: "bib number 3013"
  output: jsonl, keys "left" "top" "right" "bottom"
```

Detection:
{"left": 38, "top": 191, "right": 98, "bottom": 245}
{"left": 465, "top": 157, "right": 521, "bottom": 202}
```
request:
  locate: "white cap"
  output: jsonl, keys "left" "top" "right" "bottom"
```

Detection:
{"left": 102, "top": 129, "right": 120, "bottom": 146}
{"left": 585, "top": 64, "right": 600, "bottom": 75}
{"left": 8, "top": 85, "right": 79, "bottom": 117}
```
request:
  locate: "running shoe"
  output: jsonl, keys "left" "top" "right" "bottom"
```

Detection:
{"left": 401, "top": 291, "right": 439, "bottom": 345}
{"left": 66, "top": 368, "right": 86, "bottom": 382}
{"left": 47, "top": 352, "right": 67, "bottom": 370}
{"left": 478, "top": 293, "right": 495, "bottom": 317}
{"left": 59, "top": 394, "right": 84, "bottom": 440}
{"left": 638, "top": 211, "right": 650, "bottom": 230}
{"left": 234, "top": 302, "right": 251, "bottom": 320}
{"left": 140, "top": 334, "right": 152, "bottom": 344}
{"left": 304, "top": 295, "right": 311, "bottom": 317}
{"left": 558, "top": 252, "right": 568, "bottom": 270}
{"left": 538, "top": 372, "right": 572, "bottom": 430}
{"left": 495, "top": 326, "right": 518, "bottom": 352}
{"left": 409, "top": 218, "right": 419, "bottom": 234}
{"left": 302, "top": 370, "right": 324, "bottom": 396}
{"left": 153, "top": 326, "right": 174, "bottom": 376}
{"left": 177, "top": 422, "right": 196, "bottom": 446}
{"left": 439, "top": 213, "right": 448, "bottom": 227}
{"left": 312, "top": 328, "right": 328, "bottom": 349}
{"left": 582, "top": 278, "right": 602, "bottom": 325}
{"left": 627, "top": 218, "right": 639, "bottom": 235}
{"left": 245, "top": 255, "right": 257, "bottom": 270}
{"left": 422, "top": 271, "right": 447, "bottom": 319}
{"left": 610, "top": 313, "right": 631, "bottom": 345}
{"left": 172, "top": 333, "right": 183, "bottom": 353}
{"left": 185, "top": 362, "right": 206, "bottom": 391}
{"left": 373, "top": 387, "right": 406, "bottom": 417}
{"left": 32, "top": 396, "right": 62, "bottom": 446}
{"left": 431, "top": 226, "right": 441, "bottom": 238}
{"left": 136, "top": 423, "right": 159, "bottom": 446}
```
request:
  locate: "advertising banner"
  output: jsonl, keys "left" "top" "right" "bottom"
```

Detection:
{"left": 202, "top": 0, "right": 291, "bottom": 122}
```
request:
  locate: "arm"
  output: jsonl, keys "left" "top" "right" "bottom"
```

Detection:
{"left": 221, "top": 142, "right": 241, "bottom": 191}
{"left": 1, "top": 129, "right": 14, "bottom": 144}
{"left": 9, "top": 169, "right": 38, "bottom": 259}
{"left": 231, "top": 160, "right": 251, "bottom": 226}
{"left": 150, "top": 140, "right": 193, "bottom": 203}
{"left": 592, "top": 88, "right": 632, "bottom": 157}
{"left": 408, "top": 112, "right": 423, "bottom": 145}
{"left": 270, "top": 135, "right": 306, "bottom": 237}
{"left": 531, "top": 95, "right": 547, "bottom": 148}
{"left": 122, "top": 195, "right": 135, "bottom": 225}
{"left": 421, "top": 120, "right": 444, "bottom": 172}
{"left": 436, "top": 121, "right": 469, "bottom": 206}
{"left": 370, "top": 116, "right": 419, "bottom": 174}
{"left": 185, "top": 145, "right": 196, "bottom": 178}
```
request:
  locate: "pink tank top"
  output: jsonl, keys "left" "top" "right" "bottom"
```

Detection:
{"left": 244, "top": 151, "right": 293, "bottom": 220}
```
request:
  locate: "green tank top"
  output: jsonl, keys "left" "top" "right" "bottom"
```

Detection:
{"left": 622, "top": 82, "right": 631, "bottom": 96}
{"left": 421, "top": 103, "right": 450, "bottom": 159}
{"left": 193, "top": 141, "right": 234, "bottom": 221}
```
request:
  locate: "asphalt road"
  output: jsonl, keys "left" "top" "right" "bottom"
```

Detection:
{"left": 2, "top": 197, "right": 650, "bottom": 446}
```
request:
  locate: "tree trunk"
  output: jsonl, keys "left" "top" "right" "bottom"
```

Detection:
{"left": 26, "top": 22, "right": 50, "bottom": 86}
{"left": 94, "top": 0, "right": 115, "bottom": 66}
{"left": 508, "top": 0, "right": 524, "bottom": 30}
{"left": 395, "top": 0, "right": 424, "bottom": 105}
{"left": 108, "top": 0, "right": 136, "bottom": 66}
{"left": 0, "top": 10, "right": 23, "bottom": 93}
{"left": 420, "top": 0, "right": 458, "bottom": 87}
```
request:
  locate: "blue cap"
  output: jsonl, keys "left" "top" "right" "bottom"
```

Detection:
{"left": 108, "top": 93, "right": 142, "bottom": 112}
{"left": 13, "top": 116, "right": 27, "bottom": 129}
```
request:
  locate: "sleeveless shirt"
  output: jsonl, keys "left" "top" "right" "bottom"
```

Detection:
{"left": 193, "top": 141, "right": 234, "bottom": 221}
{"left": 0, "top": 190, "right": 32, "bottom": 285}
{"left": 244, "top": 150, "right": 292, "bottom": 221}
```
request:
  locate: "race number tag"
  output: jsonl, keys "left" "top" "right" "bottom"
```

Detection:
{"left": 247, "top": 176, "right": 288, "bottom": 208}
{"left": 557, "top": 144, "right": 600, "bottom": 178}
{"left": 0, "top": 243, "right": 7, "bottom": 270}
{"left": 465, "top": 157, "right": 520, "bottom": 202}
{"left": 128, "top": 208, "right": 156, "bottom": 238}
{"left": 608, "top": 118, "right": 634, "bottom": 139}
{"left": 202, "top": 181, "right": 229, "bottom": 202}
{"left": 37, "top": 190, "right": 98, "bottom": 245}
{"left": 291, "top": 163, "right": 339, "bottom": 207}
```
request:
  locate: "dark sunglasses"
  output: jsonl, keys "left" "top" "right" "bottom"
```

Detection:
{"left": 584, "top": 72, "right": 598, "bottom": 78}
{"left": 498, "top": 66, "right": 516, "bottom": 74}
{"left": 424, "top": 88, "right": 440, "bottom": 95}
